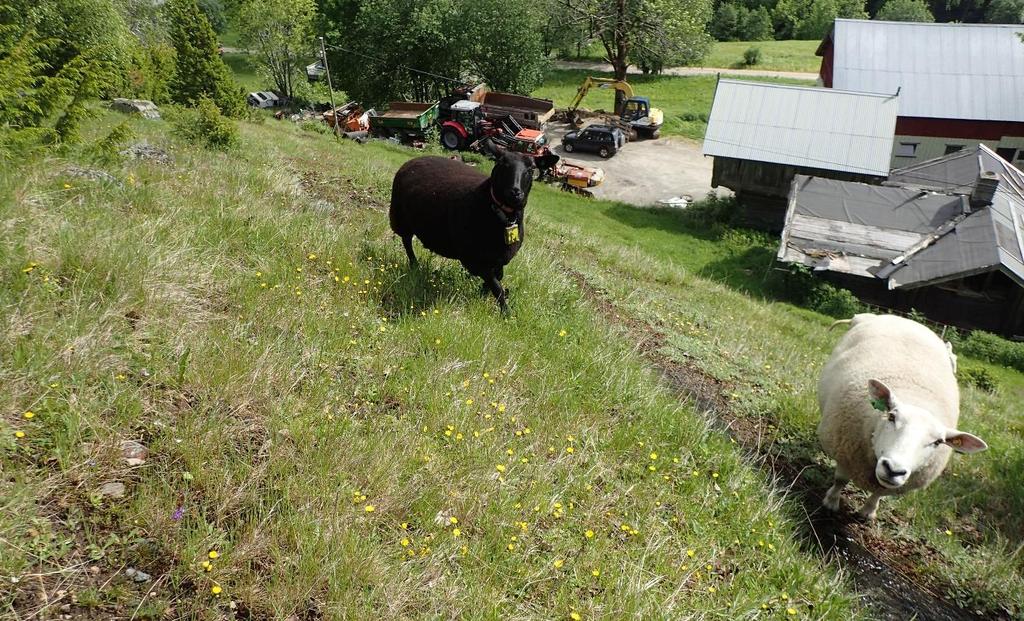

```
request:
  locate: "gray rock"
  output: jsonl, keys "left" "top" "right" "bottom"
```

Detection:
{"left": 125, "top": 567, "right": 151, "bottom": 583}
{"left": 98, "top": 482, "right": 126, "bottom": 498}
{"left": 120, "top": 142, "right": 172, "bottom": 165}
{"left": 111, "top": 99, "right": 160, "bottom": 119}
{"left": 121, "top": 440, "right": 147, "bottom": 466}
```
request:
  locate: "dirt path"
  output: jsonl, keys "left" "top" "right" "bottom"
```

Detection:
{"left": 554, "top": 60, "right": 819, "bottom": 82}
{"left": 563, "top": 267, "right": 1005, "bottom": 621}
{"left": 545, "top": 121, "right": 724, "bottom": 206}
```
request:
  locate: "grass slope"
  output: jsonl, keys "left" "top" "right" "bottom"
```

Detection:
{"left": 2, "top": 115, "right": 858, "bottom": 619}
{"left": 560, "top": 40, "right": 822, "bottom": 73}
{"left": 703, "top": 41, "right": 821, "bottom": 73}
{"left": 533, "top": 69, "right": 814, "bottom": 141}
{"left": 2, "top": 113, "right": 1021, "bottom": 619}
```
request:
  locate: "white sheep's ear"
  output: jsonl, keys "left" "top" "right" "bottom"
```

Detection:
{"left": 943, "top": 431, "right": 988, "bottom": 454}
{"left": 867, "top": 379, "right": 895, "bottom": 413}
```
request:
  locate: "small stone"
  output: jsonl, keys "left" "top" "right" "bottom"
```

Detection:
{"left": 60, "top": 604, "right": 71, "bottom": 612}
{"left": 125, "top": 567, "right": 151, "bottom": 583}
{"left": 121, "top": 440, "right": 148, "bottom": 466}
{"left": 88, "top": 566, "right": 100, "bottom": 574}
{"left": 98, "top": 482, "right": 126, "bottom": 498}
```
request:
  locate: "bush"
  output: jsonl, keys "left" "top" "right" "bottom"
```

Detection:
{"left": 957, "top": 330, "right": 1024, "bottom": 374}
{"left": 740, "top": 7, "right": 774, "bottom": 41}
{"left": 876, "top": 0, "right": 935, "bottom": 21}
{"left": 958, "top": 364, "right": 998, "bottom": 393}
{"left": 777, "top": 264, "right": 864, "bottom": 318}
{"left": 743, "top": 46, "right": 762, "bottom": 66}
{"left": 167, "top": 98, "right": 238, "bottom": 150}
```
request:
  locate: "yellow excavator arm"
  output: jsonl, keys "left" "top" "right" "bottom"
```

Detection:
{"left": 567, "top": 77, "right": 635, "bottom": 113}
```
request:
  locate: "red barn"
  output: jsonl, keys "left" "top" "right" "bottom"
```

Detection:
{"left": 818, "top": 19, "right": 1024, "bottom": 168}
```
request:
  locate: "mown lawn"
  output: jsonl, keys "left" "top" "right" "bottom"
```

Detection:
{"left": 558, "top": 39, "right": 822, "bottom": 73}
{"left": 533, "top": 68, "right": 815, "bottom": 141}
{"left": 2, "top": 112, "right": 1021, "bottom": 620}
{"left": 703, "top": 40, "right": 822, "bottom": 73}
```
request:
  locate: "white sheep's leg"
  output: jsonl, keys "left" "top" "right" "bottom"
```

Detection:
{"left": 856, "top": 493, "right": 883, "bottom": 522}
{"left": 823, "top": 468, "right": 849, "bottom": 512}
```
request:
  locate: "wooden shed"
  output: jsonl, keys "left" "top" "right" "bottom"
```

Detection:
{"left": 702, "top": 79, "right": 899, "bottom": 231}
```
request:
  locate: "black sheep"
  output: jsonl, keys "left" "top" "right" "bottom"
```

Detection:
{"left": 389, "top": 151, "right": 536, "bottom": 311}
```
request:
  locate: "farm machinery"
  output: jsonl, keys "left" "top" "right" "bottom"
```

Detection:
{"left": 567, "top": 77, "right": 664, "bottom": 139}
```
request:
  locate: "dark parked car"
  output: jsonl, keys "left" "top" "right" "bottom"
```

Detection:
{"left": 561, "top": 124, "right": 626, "bottom": 158}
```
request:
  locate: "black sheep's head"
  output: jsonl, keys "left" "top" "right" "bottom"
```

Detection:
{"left": 491, "top": 151, "right": 535, "bottom": 211}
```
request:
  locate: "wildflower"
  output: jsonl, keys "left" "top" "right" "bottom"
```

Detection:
{"left": 787, "top": 608, "right": 797, "bottom": 616}
{"left": 208, "top": 551, "right": 220, "bottom": 559}
{"left": 211, "top": 585, "right": 222, "bottom": 595}
{"left": 14, "top": 431, "right": 25, "bottom": 439}
{"left": 944, "top": 529, "right": 953, "bottom": 536}
{"left": 687, "top": 549, "right": 695, "bottom": 558}
{"left": 466, "top": 399, "right": 474, "bottom": 405}
{"left": 452, "top": 528, "right": 461, "bottom": 538}
{"left": 585, "top": 530, "right": 595, "bottom": 539}
{"left": 450, "top": 516, "right": 459, "bottom": 525}
{"left": 591, "top": 569, "right": 600, "bottom": 577}
{"left": 558, "top": 329, "right": 567, "bottom": 337}
{"left": 708, "top": 586, "right": 716, "bottom": 593}
{"left": 570, "top": 613, "right": 582, "bottom": 621}
{"left": 364, "top": 505, "right": 375, "bottom": 512}
{"left": 435, "top": 339, "right": 441, "bottom": 345}
{"left": 401, "top": 538, "right": 410, "bottom": 547}
{"left": 507, "top": 543, "right": 515, "bottom": 551}
{"left": 566, "top": 447, "right": 574, "bottom": 454}
{"left": 553, "top": 559, "right": 564, "bottom": 569}
{"left": 201, "top": 561, "right": 211, "bottom": 571}
{"left": 496, "top": 464, "right": 506, "bottom": 473}
{"left": 498, "top": 404, "right": 506, "bottom": 413}
{"left": 23, "top": 411, "right": 34, "bottom": 419}
{"left": 308, "top": 253, "right": 317, "bottom": 260}
{"left": 172, "top": 507, "right": 185, "bottom": 521}
{"left": 649, "top": 452, "right": 657, "bottom": 460}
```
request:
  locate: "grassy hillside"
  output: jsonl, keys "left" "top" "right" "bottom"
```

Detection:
{"left": 2, "top": 113, "right": 1022, "bottom": 619}
{"left": 560, "top": 40, "right": 822, "bottom": 73}
{"left": 533, "top": 69, "right": 815, "bottom": 141}
{"left": 704, "top": 41, "right": 821, "bottom": 72}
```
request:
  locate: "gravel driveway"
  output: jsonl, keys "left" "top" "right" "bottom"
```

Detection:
{"left": 545, "top": 121, "right": 725, "bottom": 207}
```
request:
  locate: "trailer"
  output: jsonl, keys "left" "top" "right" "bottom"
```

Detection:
{"left": 368, "top": 101, "right": 439, "bottom": 142}
{"left": 479, "top": 91, "right": 554, "bottom": 130}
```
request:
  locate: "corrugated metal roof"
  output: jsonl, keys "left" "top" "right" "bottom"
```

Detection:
{"left": 777, "top": 145, "right": 1024, "bottom": 289}
{"left": 702, "top": 79, "right": 898, "bottom": 176}
{"left": 827, "top": 19, "right": 1024, "bottom": 122}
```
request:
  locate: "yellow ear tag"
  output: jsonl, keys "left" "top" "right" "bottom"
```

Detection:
{"left": 505, "top": 225, "right": 520, "bottom": 245}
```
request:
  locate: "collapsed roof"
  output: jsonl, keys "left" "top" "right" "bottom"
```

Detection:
{"left": 778, "top": 144, "right": 1024, "bottom": 290}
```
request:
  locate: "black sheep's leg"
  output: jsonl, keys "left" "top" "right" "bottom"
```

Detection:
{"left": 402, "top": 235, "right": 417, "bottom": 267}
{"left": 495, "top": 265, "right": 504, "bottom": 281}
{"left": 483, "top": 270, "right": 508, "bottom": 313}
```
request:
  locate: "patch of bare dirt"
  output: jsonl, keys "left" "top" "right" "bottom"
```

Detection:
{"left": 566, "top": 267, "right": 1007, "bottom": 621}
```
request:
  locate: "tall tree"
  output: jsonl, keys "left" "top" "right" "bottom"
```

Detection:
{"left": 235, "top": 0, "right": 316, "bottom": 100}
{"left": 876, "top": 0, "right": 935, "bottom": 20}
{"left": 558, "top": 0, "right": 712, "bottom": 80}
{"left": 165, "top": 0, "right": 242, "bottom": 115}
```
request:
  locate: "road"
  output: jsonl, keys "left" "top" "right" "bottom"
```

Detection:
{"left": 554, "top": 60, "right": 819, "bottom": 82}
{"left": 545, "top": 121, "right": 725, "bottom": 207}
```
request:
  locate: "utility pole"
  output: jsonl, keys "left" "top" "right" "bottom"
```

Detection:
{"left": 319, "top": 36, "right": 340, "bottom": 139}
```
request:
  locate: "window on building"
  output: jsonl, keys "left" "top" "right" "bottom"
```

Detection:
{"left": 944, "top": 144, "right": 964, "bottom": 155}
{"left": 996, "top": 147, "right": 1017, "bottom": 161}
{"left": 895, "top": 142, "right": 919, "bottom": 157}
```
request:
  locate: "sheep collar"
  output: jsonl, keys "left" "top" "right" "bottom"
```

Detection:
{"left": 489, "top": 186, "right": 519, "bottom": 226}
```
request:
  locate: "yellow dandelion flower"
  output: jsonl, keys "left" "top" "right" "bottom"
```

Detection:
{"left": 650, "top": 452, "right": 658, "bottom": 460}
{"left": 15, "top": 431, "right": 25, "bottom": 438}
{"left": 507, "top": 543, "right": 515, "bottom": 551}
{"left": 687, "top": 549, "right": 695, "bottom": 557}
{"left": 585, "top": 530, "right": 595, "bottom": 539}
{"left": 496, "top": 464, "right": 506, "bottom": 473}
{"left": 401, "top": 538, "right": 410, "bottom": 547}
{"left": 944, "top": 529, "right": 953, "bottom": 536}
{"left": 712, "top": 472, "right": 719, "bottom": 479}
{"left": 558, "top": 329, "right": 567, "bottom": 337}
{"left": 208, "top": 551, "right": 220, "bottom": 559}
{"left": 452, "top": 528, "right": 461, "bottom": 538}
{"left": 211, "top": 585, "right": 222, "bottom": 595}
{"left": 708, "top": 586, "right": 717, "bottom": 593}
{"left": 23, "top": 411, "right": 34, "bottom": 419}
{"left": 781, "top": 593, "right": 789, "bottom": 601}
{"left": 566, "top": 447, "right": 574, "bottom": 454}
{"left": 553, "top": 559, "right": 564, "bottom": 569}
{"left": 498, "top": 404, "right": 506, "bottom": 413}
{"left": 570, "top": 612, "right": 582, "bottom": 621}
{"left": 435, "top": 339, "right": 441, "bottom": 345}
{"left": 449, "top": 516, "right": 459, "bottom": 525}
{"left": 787, "top": 608, "right": 797, "bottom": 615}
{"left": 466, "top": 399, "right": 474, "bottom": 405}
{"left": 592, "top": 569, "right": 601, "bottom": 577}
{"left": 364, "top": 505, "right": 376, "bottom": 512}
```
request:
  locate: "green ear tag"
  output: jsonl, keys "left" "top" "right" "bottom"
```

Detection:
{"left": 505, "top": 225, "right": 520, "bottom": 245}
{"left": 870, "top": 397, "right": 887, "bottom": 412}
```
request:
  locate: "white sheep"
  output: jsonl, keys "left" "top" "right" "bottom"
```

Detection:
{"left": 818, "top": 313, "right": 987, "bottom": 520}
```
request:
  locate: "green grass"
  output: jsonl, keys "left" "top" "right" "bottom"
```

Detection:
{"left": 2, "top": 112, "right": 1022, "bottom": 619}
{"left": 533, "top": 68, "right": 815, "bottom": 141}
{"left": 557, "top": 39, "right": 822, "bottom": 73}
{"left": 222, "top": 52, "right": 264, "bottom": 92}
{"left": 703, "top": 40, "right": 821, "bottom": 73}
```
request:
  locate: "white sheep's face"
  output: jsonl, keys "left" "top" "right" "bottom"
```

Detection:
{"left": 868, "top": 379, "right": 987, "bottom": 489}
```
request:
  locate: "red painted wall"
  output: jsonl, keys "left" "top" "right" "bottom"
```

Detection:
{"left": 894, "top": 117, "right": 1024, "bottom": 140}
